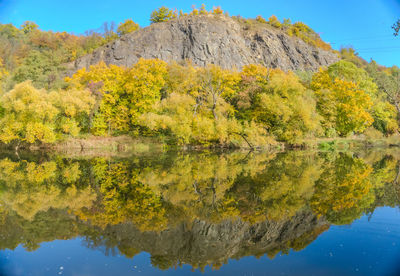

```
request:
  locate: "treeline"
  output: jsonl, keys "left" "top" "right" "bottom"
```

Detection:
{"left": 0, "top": 54, "right": 399, "bottom": 149}
{"left": 0, "top": 19, "right": 140, "bottom": 90}
{"left": 0, "top": 54, "right": 400, "bottom": 148}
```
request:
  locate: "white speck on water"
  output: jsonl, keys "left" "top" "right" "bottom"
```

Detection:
{"left": 59, "top": 267, "right": 64, "bottom": 270}
{"left": 134, "top": 266, "right": 137, "bottom": 268}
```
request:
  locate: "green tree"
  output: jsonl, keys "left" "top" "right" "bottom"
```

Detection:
{"left": 366, "top": 61, "right": 400, "bottom": 130}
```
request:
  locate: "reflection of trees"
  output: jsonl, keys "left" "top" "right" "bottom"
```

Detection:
{"left": 226, "top": 151, "right": 323, "bottom": 223}
{"left": 311, "top": 153, "right": 374, "bottom": 225}
{"left": 76, "top": 159, "right": 167, "bottom": 231}
{"left": 0, "top": 158, "right": 96, "bottom": 220}
{"left": 0, "top": 150, "right": 399, "bottom": 270}
{"left": 137, "top": 152, "right": 276, "bottom": 223}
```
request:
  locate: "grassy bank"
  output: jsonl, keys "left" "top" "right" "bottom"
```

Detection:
{"left": 296, "top": 135, "right": 400, "bottom": 151}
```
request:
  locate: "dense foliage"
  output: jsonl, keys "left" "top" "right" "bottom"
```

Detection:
{"left": 0, "top": 19, "right": 140, "bottom": 91}
{"left": 0, "top": 55, "right": 399, "bottom": 148}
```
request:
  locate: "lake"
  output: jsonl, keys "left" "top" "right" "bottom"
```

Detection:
{"left": 0, "top": 149, "right": 399, "bottom": 276}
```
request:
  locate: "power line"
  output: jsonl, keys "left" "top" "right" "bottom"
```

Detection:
{"left": 331, "top": 34, "right": 394, "bottom": 43}
{"left": 356, "top": 46, "right": 400, "bottom": 51}
{"left": 331, "top": 38, "right": 398, "bottom": 45}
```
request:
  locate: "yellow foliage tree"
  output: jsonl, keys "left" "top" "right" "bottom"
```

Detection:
{"left": 49, "top": 88, "right": 95, "bottom": 136}
{"left": 237, "top": 66, "right": 321, "bottom": 142}
{"left": 312, "top": 69, "right": 373, "bottom": 136}
{"left": 117, "top": 19, "right": 139, "bottom": 36}
{"left": 0, "top": 81, "right": 58, "bottom": 145}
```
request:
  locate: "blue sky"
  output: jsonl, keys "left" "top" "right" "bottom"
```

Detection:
{"left": 0, "top": 0, "right": 400, "bottom": 67}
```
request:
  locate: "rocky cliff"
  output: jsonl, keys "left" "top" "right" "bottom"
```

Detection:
{"left": 68, "top": 15, "right": 339, "bottom": 72}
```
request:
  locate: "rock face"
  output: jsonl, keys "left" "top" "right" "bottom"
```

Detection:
{"left": 69, "top": 15, "right": 339, "bottom": 73}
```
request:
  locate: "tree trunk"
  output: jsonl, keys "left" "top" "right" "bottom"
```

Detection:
{"left": 212, "top": 93, "right": 218, "bottom": 120}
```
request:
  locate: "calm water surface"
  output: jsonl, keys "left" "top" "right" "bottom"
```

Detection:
{"left": 0, "top": 149, "right": 399, "bottom": 275}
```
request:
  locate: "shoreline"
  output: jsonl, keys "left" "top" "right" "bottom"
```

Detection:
{"left": 1, "top": 135, "right": 400, "bottom": 157}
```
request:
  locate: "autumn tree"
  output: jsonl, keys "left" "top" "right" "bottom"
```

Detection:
{"left": 65, "top": 61, "right": 128, "bottom": 135}
{"left": 0, "top": 58, "right": 8, "bottom": 93}
{"left": 66, "top": 59, "right": 167, "bottom": 136}
{"left": 311, "top": 62, "right": 374, "bottom": 136}
{"left": 0, "top": 81, "right": 95, "bottom": 147}
{"left": 366, "top": 61, "right": 400, "bottom": 131}
{"left": 125, "top": 59, "right": 168, "bottom": 125}
{"left": 117, "top": 19, "right": 139, "bottom": 36}
{"left": 268, "top": 15, "right": 281, "bottom": 28}
{"left": 0, "top": 81, "right": 58, "bottom": 147}
{"left": 150, "top": 7, "right": 176, "bottom": 24}
{"left": 235, "top": 65, "right": 321, "bottom": 143}
{"left": 20, "top": 21, "right": 38, "bottom": 34}
{"left": 49, "top": 88, "right": 95, "bottom": 136}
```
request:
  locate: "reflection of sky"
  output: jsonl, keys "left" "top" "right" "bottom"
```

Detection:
{"left": 1, "top": 207, "right": 399, "bottom": 276}
{"left": 0, "top": 0, "right": 400, "bottom": 67}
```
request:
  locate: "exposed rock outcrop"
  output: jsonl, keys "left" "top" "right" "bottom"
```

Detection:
{"left": 68, "top": 15, "right": 339, "bottom": 73}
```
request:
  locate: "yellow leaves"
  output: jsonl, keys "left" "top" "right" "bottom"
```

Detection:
{"left": 256, "top": 15, "right": 267, "bottom": 24}
{"left": 312, "top": 66, "right": 374, "bottom": 136}
{"left": 150, "top": 6, "right": 176, "bottom": 24}
{"left": 26, "top": 161, "right": 57, "bottom": 183}
{"left": 0, "top": 81, "right": 58, "bottom": 144}
{"left": 197, "top": 64, "right": 240, "bottom": 100}
{"left": 2, "top": 81, "right": 57, "bottom": 119}
{"left": 125, "top": 59, "right": 167, "bottom": 123}
{"left": 66, "top": 59, "right": 167, "bottom": 135}
{"left": 0, "top": 81, "right": 95, "bottom": 144}
{"left": 0, "top": 57, "right": 8, "bottom": 92}
{"left": 242, "top": 67, "right": 320, "bottom": 142}
{"left": 268, "top": 15, "right": 282, "bottom": 28}
{"left": 242, "top": 64, "right": 270, "bottom": 84}
{"left": 117, "top": 19, "right": 139, "bottom": 36}
{"left": 310, "top": 155, "right": 374, "bottom": 225}
{"left": 212, "top": 6, "right": 224, "bottom": 15}
{"left": 25, "top": 122, "right": 56, "bottom": 143}
{"left": 50, "top": 88, "right": 95, "bottom": 117}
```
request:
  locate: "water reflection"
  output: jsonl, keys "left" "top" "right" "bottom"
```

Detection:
{"left": 0, "top": 149, "right": 399, "bottom": 271}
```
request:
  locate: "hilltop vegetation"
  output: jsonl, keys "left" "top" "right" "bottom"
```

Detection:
{"left": 0, "top": 5, "right": 399, "bottom": 149}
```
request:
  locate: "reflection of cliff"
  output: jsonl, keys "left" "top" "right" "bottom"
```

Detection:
{"left": 90, "top": 211, "right": 328, "bottom": 270}
{"left": 0, "top": 207, "right": 327, "bottom": 271}
{"left": 0, "top": 149, "right": 399, "bottom": 270}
